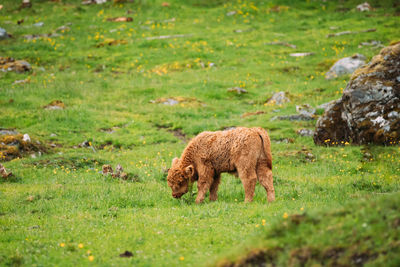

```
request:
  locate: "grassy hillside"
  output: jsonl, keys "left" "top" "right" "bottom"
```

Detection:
{"left": 1, "top": 0, "right": 399, "bottom": 266}
{"left": 218, "top": 192, "right": 400, "bottom": 267}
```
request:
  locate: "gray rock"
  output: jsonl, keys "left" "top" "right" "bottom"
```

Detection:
{"left": 297, "top": 129, "right": 315, "bottom": 137}
{"left": 33, "top": 22, "right": 44, "bottom": 27}
{"left": 359, "top": 40, "right": 383, "bottom": 48}
{"left": 325, "top": 54, "right": 366, "bottom": 79}
{"left": 0, "top": 129, "right": 18, "bottom": 135}
{"left": 271, "top": 114, "right": 314, "bottom": 121}
{"left": 0, "top": 27, "right": 9, "bottom": 40}
{"left": 162, "top": 99, "right": 179, "bottom": 106}
{"left": 23, "top": 134, "right": 31, "bottom": 142}
{"left": 289, "top": 52, "right": 314, "bottom": 57}
{"left": 266, "top": 92, "right": 290, "bottom": 105}
{"left": 271, "top": 103, "right": 316, "bottom": 121}
{"left": 314, "top": 43, "right": 400, "bottom": 145}
{"left": 296, "top": 104, "right": 316, "bottom": 117}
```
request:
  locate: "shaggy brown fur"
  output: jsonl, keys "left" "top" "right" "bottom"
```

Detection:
{"left": 167, "top": 127, "right": 274, "bottom": 203}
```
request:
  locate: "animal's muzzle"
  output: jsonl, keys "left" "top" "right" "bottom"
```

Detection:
{"left": 172, "top": 192, "right": 184, "bottom": 198}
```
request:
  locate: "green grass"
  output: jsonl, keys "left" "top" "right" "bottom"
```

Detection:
{"left": 1, "top": 0, "right": 399, "bottom": 266}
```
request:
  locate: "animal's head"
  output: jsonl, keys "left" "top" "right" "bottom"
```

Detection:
{"left": 167, "top": 157, "right": 195, "bottom": 199}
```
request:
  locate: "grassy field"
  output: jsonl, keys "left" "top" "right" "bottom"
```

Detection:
{"left": 1, "top": 0, "right": 399, "bottom": 266}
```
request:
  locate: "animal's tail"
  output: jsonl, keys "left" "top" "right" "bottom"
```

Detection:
{"left": 255, "top": 127, "right": 273, "bottom": 170}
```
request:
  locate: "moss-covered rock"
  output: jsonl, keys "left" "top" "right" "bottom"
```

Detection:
{"left": 314, "top": 42, "right": 400, "bottom": 146}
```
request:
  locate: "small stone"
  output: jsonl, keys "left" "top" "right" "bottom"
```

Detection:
{"left": 325, "top": 54, "right": 366, "bottom": 79}
{"left": 79, "top": 141, "right": 90, "bottom": 147}
{"left": 296, "top": 104, "right": 316, "bottom": 117}
{"left": 271, "top": 114, "right": 314, "bottom": 121}
{"left": 23, "top": 134, "right": 31, "bottom": 142}
{"left": 297, "top": 129, "right": 315, "bottom": 137}
{"left": 0, "top": 27, "right": 9, "bottom": 40}
{"left": 33, "top": 22, "right": 44, "bottom": 27}
{"left": 289, "top": 52, "right": 314, "bottom": 57}
{"left": 227, "top": 87, "right": 247, "bottom": 94}
{"left": 119, "top": 172, "right": 128, "bottom": 180}
{"left": 50, "top": 133, "right": 57, "bottom": 137}
{"left": 266, "top": 92, "right": 290, "bottom": 105}
{"left": 0, "top": 129, "right": 18, "bottom": 135}
{"left": 55, "top": 25, "right": 71, "bottom": 32}
{"left": 162, "top": 99, "right": 179, "bottom": 105}
{"left": 356, "top": 2, "right": 371, "bottom": 12}
{"left": 82, "top": 0, "right": 107, "bottom": 4}
{"left": 13, "top": 79, "right": 29, "bottom": 85}
{"left": 0, "top": 163, "right": 13, "bottom": 179}
{"left": 21, "top": 0, "right": 32, "bottom": 8}
{"left": 226, "top": 11, "right": 237, "bottom": 16}
{"left": 115, "top": 164, "right": 123, "bottom": 175}
{"left": 102, "top": 164, "right": 113, "bottom": 175}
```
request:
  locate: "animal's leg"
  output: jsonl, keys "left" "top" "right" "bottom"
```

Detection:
{"left": 209, "top": 174, "right": 221, "bottom": 201}
{"left": 195, "top": 166, "right": 214, "bottom": 204}
{"left": 237, "top": 167, "right": 257, "bottom": 202}
{"left": 257, "top": 160, "right": 275, "bottom": 202}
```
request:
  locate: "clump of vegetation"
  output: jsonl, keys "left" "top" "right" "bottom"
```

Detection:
{"left": 0, "top": 134, "right": 47, "bottom": 161}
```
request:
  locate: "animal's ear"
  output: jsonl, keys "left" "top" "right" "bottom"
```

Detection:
{"left": 172, "top": 157, "right": 179, "bottom": 166}
{"left": 184, "top": 165, "right": 194, "bottom": 177}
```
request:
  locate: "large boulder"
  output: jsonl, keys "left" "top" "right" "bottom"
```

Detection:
{"left": 314, "top": 42, "right": 400, "bottom": 146}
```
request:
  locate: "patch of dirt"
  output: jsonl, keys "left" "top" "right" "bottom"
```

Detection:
{"left": 321, "top": 246, "right": 345, "bottom": 262}
{"left": 96, "top": 39, "right": 127, "bottom": 47}
{"left": 280, "top": 66, "right": 300, "bottom": 73}
{"left": 241, "top": 111, "right": 265, "bottom": 118}
{"left": 0, "top": 134, "right": 48, "bottom": 161}
{"left": 107, "top": 17, "right": 133, "bottom": 22}
{"left": 155, "top": 125, "right": 189, "bottom": 143}
{"left": 289, "top": 247, "right": 318, "bottom": 266}
{"left": 43, "top": 100, "right": 65, "bottom": 110}
{"left": 119, "top": 250, "right": 133, "bottom": 258}
{"left": 218, "top": 248, "right": 282, "bottom": 267}
{"left": 150, "top": 96, "right": 203, "bottom": 107}
{"left": 168, "top": 129, "right": 187, "bottom": 142}
{"left": 351, "top": 251, "right": 377, "bottom": 266}
{"left": 297, "top": 147, "right": 315, "bottom": 162}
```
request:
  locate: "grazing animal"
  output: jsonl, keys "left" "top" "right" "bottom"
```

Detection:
{"left": 167, "top": 127, "right": 275, "bottom": 203}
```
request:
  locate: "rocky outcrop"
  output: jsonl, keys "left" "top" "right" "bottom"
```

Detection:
{"left": 314, "top": 42, "right": 400, "bottom": 146}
